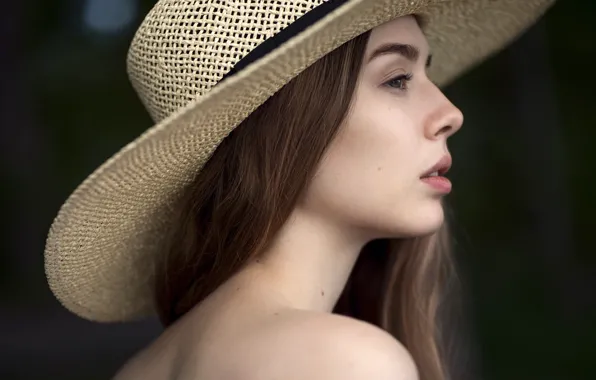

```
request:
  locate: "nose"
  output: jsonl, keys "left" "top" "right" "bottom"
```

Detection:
{"left": 424, "top": 91, "right": 464, "bottom": 140}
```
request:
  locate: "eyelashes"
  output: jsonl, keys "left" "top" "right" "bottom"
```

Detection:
{"left": 382, "top": 73, "right": 440, "bottom": 92}
{"left": 383, "top": 73, "right": 413, "bottom": 91}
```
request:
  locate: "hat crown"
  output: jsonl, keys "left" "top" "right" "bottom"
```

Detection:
{"left": 126, "top": 0, "right": 328, "bottom": 123}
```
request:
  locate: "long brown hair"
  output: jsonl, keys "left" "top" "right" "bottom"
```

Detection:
{"left": 155, "top": 29, "right": 455, "bottom": 380}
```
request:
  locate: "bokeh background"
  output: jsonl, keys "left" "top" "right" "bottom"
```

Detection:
{"left": 1, "top": 0, "right": 594, "bottom": 379}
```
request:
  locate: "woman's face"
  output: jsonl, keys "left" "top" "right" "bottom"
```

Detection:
{"left": 302, "top": 15, "right": 464, "bottom": 240}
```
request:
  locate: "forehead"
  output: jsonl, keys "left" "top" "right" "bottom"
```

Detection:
{"left": 366, "top": 15, "right": 429, "bottom": 54}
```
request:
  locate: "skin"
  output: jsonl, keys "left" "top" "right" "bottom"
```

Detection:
{"left": 114, "top": 15, "right": 463, "bottom": 380}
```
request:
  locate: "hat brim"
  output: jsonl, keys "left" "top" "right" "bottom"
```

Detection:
{"left": 45, "top": 0, "right": 555, "bottom": 322}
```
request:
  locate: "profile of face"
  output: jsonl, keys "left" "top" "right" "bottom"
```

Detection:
{"left": 300, "top": 15, "right": 464, "bottom": 240}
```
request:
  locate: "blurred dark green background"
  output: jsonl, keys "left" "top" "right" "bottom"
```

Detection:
{"left": 1, "top": 0, "right": 594, "bottom": 379}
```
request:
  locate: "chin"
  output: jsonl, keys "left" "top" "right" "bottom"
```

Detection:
{"left": 410, "top": 200, "right": 446, "bottom": 236}
{"left": 380, "top": 200, "right": 446, "bottom": 239}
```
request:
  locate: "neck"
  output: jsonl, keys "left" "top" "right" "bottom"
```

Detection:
{"left": 237, "top": 207, "right": 370, "bottom": 313}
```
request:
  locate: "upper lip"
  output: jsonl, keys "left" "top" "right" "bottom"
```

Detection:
{"left": 421, "top": 154, "right": 452, "bottom": 178}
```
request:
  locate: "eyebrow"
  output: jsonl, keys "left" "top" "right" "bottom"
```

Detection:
{"left": 367, "top": 43, "right": 432, "bottom": 68}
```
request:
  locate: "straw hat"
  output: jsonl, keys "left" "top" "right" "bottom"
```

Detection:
{"left": 44, "top": 0, "right": 556, "bottom": 322}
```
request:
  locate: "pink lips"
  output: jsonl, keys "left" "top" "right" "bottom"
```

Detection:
{"left": 420, "top": 154, "right": 452, "bottom": 194}
{"left": 420, "top": 176, "right": 452, "bottom": 193}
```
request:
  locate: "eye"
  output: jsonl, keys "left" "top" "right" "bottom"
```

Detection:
{"left": 383, "top": 73, "right": 413, "bottom": 91}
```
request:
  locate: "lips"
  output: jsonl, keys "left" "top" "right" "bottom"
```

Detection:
{"left": 421, "top": 155, "right": 452, "bottom": 178}
{"left": 421, "top": 175, "right": 452, "bottom": 193}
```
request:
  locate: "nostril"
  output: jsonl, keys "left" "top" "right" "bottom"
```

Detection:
{"left": 437, "top": 124, "right": 453, "bottom": 136}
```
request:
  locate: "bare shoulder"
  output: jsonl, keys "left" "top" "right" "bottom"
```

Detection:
{"left": 222, "top": 311, "right": 419, "bottom": 380}
{"left": 292, "top": 312, "right": 419, "bottom": 380}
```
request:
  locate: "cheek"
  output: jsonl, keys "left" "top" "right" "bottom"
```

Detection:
{"left": 305, "top": 108, "right": 419, "bottom": 217}
{"left": 324, "top": 106, "right": 417, "bottom": 189}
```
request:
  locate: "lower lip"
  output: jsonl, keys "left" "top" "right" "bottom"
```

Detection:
{"left": 420, "top": 176, "right": 452, "bottom": 193}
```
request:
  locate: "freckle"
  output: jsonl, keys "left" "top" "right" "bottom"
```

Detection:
{"left": 377, "top": 166, "right": 382, "bottom": 171}
{"left": 321, "top": 290, "right": 325, "bottom": 296}
{"left": 274, "top": 312, "right": 279, "bottom": 316}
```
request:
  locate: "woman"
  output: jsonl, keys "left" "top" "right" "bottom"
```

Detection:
{"left": 44, "top": 1, "right": 556, "bottom": 379}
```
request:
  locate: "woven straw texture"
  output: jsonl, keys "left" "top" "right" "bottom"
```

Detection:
{"left": 45, "top": 0, "right": 556, "bottom": 322}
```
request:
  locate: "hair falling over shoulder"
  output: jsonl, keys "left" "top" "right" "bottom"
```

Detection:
{"left": 154, "top": 29, "right": 457, "bottom": 380}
